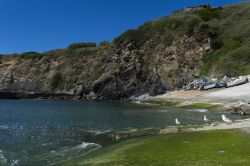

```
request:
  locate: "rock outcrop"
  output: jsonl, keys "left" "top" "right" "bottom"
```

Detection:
{"left": 223, "top": 101, "right": 250, "bottom": 115}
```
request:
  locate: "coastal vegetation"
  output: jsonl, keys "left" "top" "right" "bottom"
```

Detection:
{"left": 49, "top": 72, "right": 74, "bottom": 91}
{"left": 140, "top": 99, "right": 220, "bottom": 110}
{"left": 181, "top": 102, "right": 220, "bottom": 110}
{"left": 68, "top": 42, "right": 97, "bottom": 49}
{"left": 62, "top": 129, "right": 250, "bottom": 166}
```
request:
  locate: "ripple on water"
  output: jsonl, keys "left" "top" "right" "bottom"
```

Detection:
{"left": 44, "top": 142, "right": 101, "bottom": 165}
{"left": 0, "top": 125, "right": 9, "bottom": 130}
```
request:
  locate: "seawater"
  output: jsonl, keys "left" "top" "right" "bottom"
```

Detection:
{"left": 0, "top": 99, "right": 247, "bottom": 165}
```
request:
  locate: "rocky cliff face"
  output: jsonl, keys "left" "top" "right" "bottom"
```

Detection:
{"left": 0, "top": 2, "right": 249, "bottom": 100}
{"left": 0, "top": 32, "right": 211, "bottom": 100}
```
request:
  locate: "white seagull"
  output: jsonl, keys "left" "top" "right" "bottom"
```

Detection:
{"left": 222, "top": 114, "right": 232, "bottom": 123}
{"left": 204, "top": 115, "right": 210, "bottom": 124}
{"left": 175, "top": 118, "right": 181, "bottom": 126}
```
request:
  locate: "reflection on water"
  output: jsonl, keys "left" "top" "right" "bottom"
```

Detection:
{"left": 0, "top": 100, "right": 248, "bottom": 165}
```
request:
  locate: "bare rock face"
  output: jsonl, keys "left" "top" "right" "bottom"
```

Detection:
{"left": 155, "top": 34, "right": 211, "bottom": 89}
{"left": 223, "top": 101, "right": 250, "bottom": 115}
{"left": 91, "top": 34, "right": 211, "bottom": 99}
{"left": 0, "top": 32, "right": 211, "bottom": 100}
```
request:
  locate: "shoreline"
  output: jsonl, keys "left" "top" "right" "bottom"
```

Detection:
{"left": 154, "top": 83, "right": 250, "bottom": 105}
{"left": 101, "top": 118, "right": 250, "bottom": 144}
{"left": 160, "top": 118, "right": 250, "bottom": 134}
{"left": 135, "top": 83, "right": 250, "bottom": 115}
{"left": 61, "top": 119, "right": 250, "bottom": 166}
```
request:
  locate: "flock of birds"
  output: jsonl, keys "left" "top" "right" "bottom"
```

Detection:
{"left": 175, "top": 114, "right": 232, "bottom": 125}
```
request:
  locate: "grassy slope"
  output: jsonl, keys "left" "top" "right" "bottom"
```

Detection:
{"left": 116, "top": 2, "right": 250, "bottom": 78}
{"left": 62, "top": 130, "right": 250, "bottom": 166}
{"left": 200, "top": 2, "right": 250, "bottom": 77}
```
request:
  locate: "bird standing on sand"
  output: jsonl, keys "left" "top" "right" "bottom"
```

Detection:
{"left": 175, "top": 118, "right": 181, "bottom": 126}
{"left": 204, "top": 115, "right": 210, "bottom": 124}
{"left": 222, "top": 114, "right": 232, "bottom": 123}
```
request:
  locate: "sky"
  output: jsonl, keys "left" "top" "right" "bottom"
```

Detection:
{"left": 0, "top": 0, "right": 246, "bottom": 54}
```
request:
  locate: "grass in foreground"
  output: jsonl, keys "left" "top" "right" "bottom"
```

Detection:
{"left": 141, "top": 99, "right": 220, "bottom": 111}
{"left": 141, "top": 99, "right": 182, "bottom": 107}
{"left": 62, "top": 129, "right": 250, "bottom": 166}
{"left": 181, "top": 102, "right": 220, "bottom": 110}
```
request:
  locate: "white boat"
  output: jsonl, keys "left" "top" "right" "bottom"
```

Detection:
{"left": 226, "top": 78, "right": 248, "bottom": 88}
{"left": 200, "top": 82, "right": 217, "bottom": 90}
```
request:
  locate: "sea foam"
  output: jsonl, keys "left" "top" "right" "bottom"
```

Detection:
{"left": 0, "top": 150, "right": 7, "bottom": 164}
{"left": 77, "top": 142, "right": 101, "bottom": 149}
{"left": 187, "top": 109, "right": 208, "bottom": 113}
{"left": 0, "top": 125, "right": 8, "bottom": 130}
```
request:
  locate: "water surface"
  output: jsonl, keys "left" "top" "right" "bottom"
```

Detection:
{"left": 0, "top": 100, "right": 247, "bottom": 165}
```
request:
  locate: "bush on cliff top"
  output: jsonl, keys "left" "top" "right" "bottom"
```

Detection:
{"left": 68, "top": 42, "right": 96, "bottom": 49}
{"left": 194, "top": 8, "right": 221, "bottom": 21}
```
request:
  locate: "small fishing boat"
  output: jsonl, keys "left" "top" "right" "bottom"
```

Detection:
{"left": 200, "top": 82, "right": 217, "bottom": 90}
{"left": 226, "top": 78, "right": 248, "bottom": 88}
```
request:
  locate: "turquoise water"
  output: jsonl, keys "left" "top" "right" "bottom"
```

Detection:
{"left": 0, "top": 100, "right": 247, "bottom": 165}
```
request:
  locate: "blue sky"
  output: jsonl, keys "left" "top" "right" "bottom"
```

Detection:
{"left": 0, "top": 0, "right": 245, "bottom": 54}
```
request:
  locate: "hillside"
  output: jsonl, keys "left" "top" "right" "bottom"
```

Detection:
{"left": 0, "top": 2, "right": 250, "bottom": 100}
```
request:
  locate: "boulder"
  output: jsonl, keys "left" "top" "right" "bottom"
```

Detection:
{"left": 223, "top": 101, "right": 250, "bottom": 115}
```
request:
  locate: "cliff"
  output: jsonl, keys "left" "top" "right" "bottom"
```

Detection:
{"left": 0, "top": 2, "right": 249, "bottom": 100}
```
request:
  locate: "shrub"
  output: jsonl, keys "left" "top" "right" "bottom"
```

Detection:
{"left": 185, "top": 16, "right": 202, "bottom": 28}
{"left": 49, "top": 72, "right": 64, "bottom": 90}
{"left": 115, "top": 22, "right": 155, "bottom": 47}
{"left": 64, "top": 79, "right": 74, "bottom": 91}
{"left": 99, "top": 41, "right": 111, "bottom": 47}
{"left": 198, "top": 23, "right": 210, "bottom": 34}
{"left": 20, "top": 52, "right": 42, "bottom": 59}
{"left": 223, "top": 37, "right": 241, "bottom": 49}
{"left": 162, "top": 31, "right": 175, "bottom": 46}
{"left": 229, "top": 45, "right": 250, "bottom": 63}
{"left": 211, "top": 38, "right": 223, "bottom": 49}
{"left": 167, "top": 16, "right": 184, "bottom": 30}
{"left": 68, "top": 42, "right": 96, "bottom": 49}
{"left": 154, "top": 18, "right": 169, "bottom": 32}
{"left": 194, "top": 8, "right": 221, "bottom": 21}
{"left": 45, "top": 49, "right": 66, "bottom": 56}
{"left": 115, "top": 29, "right": 140, "bottom": 45}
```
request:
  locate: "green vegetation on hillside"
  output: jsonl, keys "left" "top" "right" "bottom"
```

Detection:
{"left": 49, "top": 72, "right": 65, "bottom": 90}
{"left": 62, "top": 130, "right": 250, "bottom": 166}
{"left": 49, "top": 72, "right": 74, "bottom": 91}
{"left": 194, "top": 8, "right": 221, "bottom": 21}
{"left": 200, "top": 3, "right": 250, "bottom": 77}
{"left": 115, "top": 2, "right": 250, "bottom": 78}
{"left": 68, "top": 42, "right": 97, "bottom": 49}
